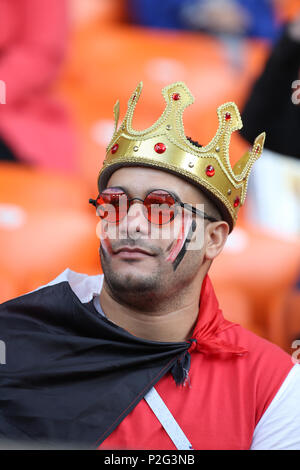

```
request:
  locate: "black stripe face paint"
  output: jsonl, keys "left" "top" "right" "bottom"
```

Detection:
{"left": 172, "top": 219, "right": 197, "bottom": 271}
{"left": 166, "top": 217, "right": 197, "bottom": 271}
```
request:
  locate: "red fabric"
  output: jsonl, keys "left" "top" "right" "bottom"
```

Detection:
{"left": 0, "top": 0, "right": 76, "bottom": 171}
{"left": 98, "top": 275, "right": 294, "bottom": 450}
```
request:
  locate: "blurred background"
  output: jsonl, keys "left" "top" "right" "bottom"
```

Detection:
{"left": 0, "top": 0, "right": 300, "bottom": 354}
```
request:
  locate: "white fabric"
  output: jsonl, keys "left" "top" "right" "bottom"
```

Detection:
{"left": 93, "top": 294, "right": 105, "bottom": 317}
{"left": 144, "top": 386, "right": 193, "bottom": 450}
{"left": 28, "top": 269, "right": 300, "bottom": 449}
{"left": 251, "top": 364, "right": 300, "bottom": 450}
{"left": 247, "top": 149, "right": 300, "bottom": 238}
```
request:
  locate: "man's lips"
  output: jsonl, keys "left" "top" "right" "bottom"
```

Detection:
{"left": 113, "top": 246, "right": 154, "bottom": 257}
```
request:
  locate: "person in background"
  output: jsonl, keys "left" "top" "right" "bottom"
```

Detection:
{"left": 240, "top": 12, "right": 300, "bottom": 349}
{"left": 239, "top": 12, "right": 300, "bottom": 237}
{"left": 241, "top": 11, "right": 300, "bottom": 158}
{"left": 127, "top": 0, "right": 280, "bottom": 41}
{"left": 0, "top": 0, "right": 76, "bottom": 172}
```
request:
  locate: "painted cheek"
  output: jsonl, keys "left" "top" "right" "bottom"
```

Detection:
{"left": 98, "top": 222, "right": 114, "bottom": 255}
{"left": 166, "top": 213, "right": 191, "bottom": 263}
{"left": 100, "top": 235, "right": 113, "bottom": 255}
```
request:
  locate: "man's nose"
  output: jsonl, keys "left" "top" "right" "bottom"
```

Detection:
{"left": 118, "top": 201, "right": 148, "bottom": 238}
{"left": 126, "top": 201, "right": 147, "bottom": 223}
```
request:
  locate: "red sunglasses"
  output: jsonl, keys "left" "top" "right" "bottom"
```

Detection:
{"left": 89, "top": 187, "right": 218, "bottom": 226}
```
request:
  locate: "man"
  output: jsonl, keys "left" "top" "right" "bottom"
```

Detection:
{"left": 0, "top": 82, "right": 299, "bottom": 450}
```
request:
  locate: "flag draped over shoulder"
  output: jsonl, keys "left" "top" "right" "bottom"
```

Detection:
{"left": 0, "top": 282, "right": 193, "bottom": 447}
{"left": 0, "top": 275, "right": 246, "bottom": 448}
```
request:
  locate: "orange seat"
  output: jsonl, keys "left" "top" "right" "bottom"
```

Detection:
{"left": 0, "top": 162, "right": 94, "bottom": 212}
{"left": 0, "top": 272, "right": 21, "bottom": 304}
{"left": 276, "top": 0, "right": 300, "bottom": 21}
{"left": 0, "top": 162, "right": 102, "bottom": 301}
{"left": 267, "top": 287, "right": 300, "bottom": 354}
{"left": 210, "top": 222, "right": 300, "bottom": 341}
{"left": 0, "top": 174, "right": 101, "bottom": 299}
{"left": 214, "top": 285, "right": 264, "bottom": 338}
{"left": 0, "top": 206, "right": 100, "bottom": 301}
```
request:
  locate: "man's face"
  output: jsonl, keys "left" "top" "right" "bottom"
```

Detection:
{"left": 98, "top": 166, "right": 212, "bottom": 306}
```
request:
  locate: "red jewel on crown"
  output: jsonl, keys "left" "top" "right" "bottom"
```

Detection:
{"left": 172, "top": 93, "right": 180, "bottom": 101}
{"left": 225, "top": 112, "right": 231, "bottom": 121}
{"left": 154, "top": 143, "right": 166, "bottom": 154}
{"left": 205, "top": 165, "right": 215, "bottom": 177}
{"left": 255, "top": 144, "right": 261, "bottom": 154}
{"left": 234, "top": 196, "right": 240, "bottom": 208}
{"left": 111, "top": 144, "right": 119, "bottom": 154}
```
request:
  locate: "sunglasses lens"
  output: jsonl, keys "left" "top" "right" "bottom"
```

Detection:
{"left": 96, "top": 189, "right": 128, "bottom": 222}
{"left": 144, "top": 190, "right": 176, "bottom": 225}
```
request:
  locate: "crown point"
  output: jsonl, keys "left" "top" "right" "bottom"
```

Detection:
{"left": 233, "top": 196, "right": 240, "bottom": 208}
{"left": 154, "top": 142, "right": 166, "bottom": 154}
{"left": 206, "top": 165, "right": 215, "bottom": 177}
{"left": 111, "top": 144, "right": 119, "bottom": 154}
{"left": 255, "top": 144, "right": 261, "bottom": 154}
{"left": 172, "top": 93, "right": 180, "bottom": 101}
{"left": 225, "top": 112, "right": 231, "bottom": 121}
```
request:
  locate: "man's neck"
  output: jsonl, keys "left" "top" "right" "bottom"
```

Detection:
{"left": 98, "top": 282, "right": 202, "bottom": 343}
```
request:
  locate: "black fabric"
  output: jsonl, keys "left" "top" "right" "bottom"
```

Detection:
{"left": 0, "top": 282, "right": 192, "bottom": 448}
{"left": 240, "top": 28, "right": 300, "bottom": 158}
{"left": 0, "top": 137, "right": 18, "bottom": 162}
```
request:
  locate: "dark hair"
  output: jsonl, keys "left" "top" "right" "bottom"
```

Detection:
{"left": 186, "top": 136, "right": 202, "bottom": 148}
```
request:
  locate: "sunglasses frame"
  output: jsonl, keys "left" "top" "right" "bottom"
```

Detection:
{"left": 89, "top": 188, "right": 219, "bottom": 225}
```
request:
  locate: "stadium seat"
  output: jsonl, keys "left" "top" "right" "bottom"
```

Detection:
{"left": 267, "top": 287, "right": 300, "bottom": 353}
{"left": 0, "top": 205, "right": 100, "bottom": 302}
{"left": 0, "top": 162, "right": 94, "bottom": 212}
{"left": 0, "top": 162, "right": 102, "bottom": 302}
{"left": 210, "top": 222, "right": 300, "bottom": 341}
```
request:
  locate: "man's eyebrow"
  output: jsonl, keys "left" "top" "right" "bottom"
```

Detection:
{"left": 105, "top": 186, "right": 182, "bottom": 201}
{"left": 147, "top": 187, "right": 182, "bottom": 202}
{"left": 105, "top": 185, "right": 128, "bottom": 193}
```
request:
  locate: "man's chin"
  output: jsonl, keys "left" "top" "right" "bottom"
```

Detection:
{"left": 103, "top": 268, "right": 159, "bottom": 294}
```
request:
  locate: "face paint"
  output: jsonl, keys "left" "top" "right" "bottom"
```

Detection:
{"left": 98, "top": 221, "right": 114, "bottom": 256}
{"left": 100, "top": 235, "right": 113, "bottom": 256}
{"left": 99, "top": 210, "right": 197, "bottom": 271}
{"left": 166, "top": 211, "right": 197, "bottom": 271}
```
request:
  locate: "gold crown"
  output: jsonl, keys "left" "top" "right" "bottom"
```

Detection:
{"left": 98, "top": 81, "right": 265, "bottom": 232}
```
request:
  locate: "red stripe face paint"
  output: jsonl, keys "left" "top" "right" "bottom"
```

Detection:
{"left": 166, "top": 212, "right": 187, "bottom": 264}
{"left": 166, "top": 212, "right": 195, "bottom": 270}
{"left": 100, "top": 235, "right": 113, "bottom": 256}
{"left": 98, "top": 221, "right": 114, "bottom": 256}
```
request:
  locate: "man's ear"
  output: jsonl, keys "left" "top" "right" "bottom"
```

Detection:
{"left": 204, "top": 221, "right": 229, "bottom": 261}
